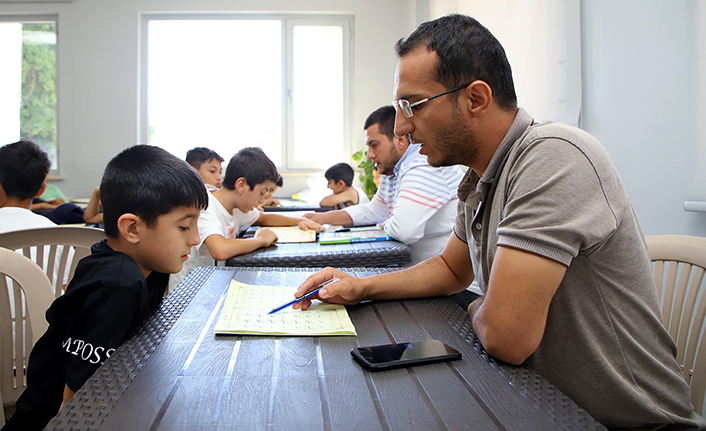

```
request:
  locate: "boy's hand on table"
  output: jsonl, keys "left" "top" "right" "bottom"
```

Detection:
{"left": 298, "top": 219, "right": 323, "bottom": 232}
{"left": 254, "top": 228, "right": 278, "bottom": 246}
{"left": 293, "top": 268, "right": 365, "bottom": 310}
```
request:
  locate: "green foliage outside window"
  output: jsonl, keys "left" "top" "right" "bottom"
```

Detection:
{"left": 352, "top": 149, "right": 377, "bottom": 200}
{"left": 20, "top": 23, "right": 57, "bottom": 167}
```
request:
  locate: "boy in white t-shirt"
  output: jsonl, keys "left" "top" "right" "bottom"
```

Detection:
{"left": 170, "top": 147, "right": 323, "bottom": 291}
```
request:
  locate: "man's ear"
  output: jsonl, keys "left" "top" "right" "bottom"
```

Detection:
{"left": 116, "top": 213, "right": 142, "bottom": 244}
{"left": 234, "top": 177, "right": 249, "bottom": 193}
{"left": 34, "top": 181, "right": 47, "bottom": 198}
{"left": 392, "top": 135, "right": 408, "bottom": 151}
{"left": 463, "top": 80, "right": 493, "bottom": 115}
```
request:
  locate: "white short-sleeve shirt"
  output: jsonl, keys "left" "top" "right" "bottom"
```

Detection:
{"left": 169, "top": 192, "right": 259, "bottom": 291}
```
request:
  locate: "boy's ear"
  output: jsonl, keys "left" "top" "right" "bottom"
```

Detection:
{"left": 116, "top": 213, "right": 142, "bottom": 244}
{"left": 234, "top": 177, "right": 249, "bottom": 193}
{"left": 34, "top": 181, "right": 47, "bottom": 198}
{"left": 336, "top": 180, "right": 346, "bottom": 188}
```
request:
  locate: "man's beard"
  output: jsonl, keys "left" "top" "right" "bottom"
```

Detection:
{"left": 416, "top": 119, "right": 478, "bottom": 168}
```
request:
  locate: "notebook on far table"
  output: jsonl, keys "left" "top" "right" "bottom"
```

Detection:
{"left": 318, "top": 229, "right": 392, "bottom": 245}
{"left": 254, "top": 226, "right": 317, "bottom": 243}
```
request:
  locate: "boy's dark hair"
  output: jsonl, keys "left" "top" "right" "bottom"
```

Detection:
{"left": 364, "top": 106, "right": 396, "bottom": 142}
{"left": 324, "top": 163, "right": 354, "bottom": 187}
{"left": 101, "top": 145, "right": 209, "bottom": 238}
{"left": 222, "top": 147, "right": 279, "bottom": 190}
{"left": 275, "top": 175, "right": 284, "bottom": 188}
{"left": 395, "top": 14, "right": 517, "bottom": 110}
{"left": 185, "top": 147, "right": 224, "bottom": 169}
{"left": 0, "top": 139, "right": 51, "bottom": 200}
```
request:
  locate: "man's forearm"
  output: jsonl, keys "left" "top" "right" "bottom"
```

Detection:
{"left": 361, "top": 255, "right": 468, "bottom": 301}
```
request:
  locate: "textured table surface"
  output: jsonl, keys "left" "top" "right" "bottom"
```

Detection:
{"left": 47, "top": 266, "right": 605, "bottom": 431}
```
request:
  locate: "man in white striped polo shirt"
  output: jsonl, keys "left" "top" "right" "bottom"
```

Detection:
{"left": 305, "top": 106, "right": 463, "bottom": 263}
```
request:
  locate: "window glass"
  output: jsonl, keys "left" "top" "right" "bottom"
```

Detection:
{"left": 144, "top": 16, "right": 349, "bottom": 171}
{"left": 292, "top": 25, "right": 344, "bottom": 165}
{"left": 0, "top": 20, "right": 57, "bottom": 169}
{"left": 148, "top": 20, "right": 282, "bottom": 165}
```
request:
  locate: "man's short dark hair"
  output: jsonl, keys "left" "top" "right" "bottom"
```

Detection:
{"left": 185, "top": 147, "right": 224, "bottom": 169}
{"left": 324, "top": 163, "right": 354, "bottom": 187}
{"left": 275, "top": 175, "right": 284, "bottom": 188}
{"left": 395, "top": 14, "right": 517, "bottom": 110}
{"left": 364, "top": 106, "right": 396, "bottom": 141}
{"left": 100, "top": 145, "right": 209, "bottom": 238}
{"left": 0, "top": 139, "right": 51, "bottom": 200}
{"left": 222, "top": 147, "right": 279, "bottom": 190}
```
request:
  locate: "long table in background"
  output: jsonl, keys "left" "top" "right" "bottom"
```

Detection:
{"left": 225, "top": 239, "right": 412, "bottom": 268}
{"left": 47, "top": 266, "right": 605, "bottom": 431}
{"left": 263, "top": 198, "right": 333, "bottom": 213}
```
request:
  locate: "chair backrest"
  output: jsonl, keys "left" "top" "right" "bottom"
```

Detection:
{"left": 0, "top": 226, "right": 105, "bottom": 298}
{"left": 0, "top": 248, "right": 54, "bottom": 408}
{"left": 645, "top": 234, "right": 706, "bottom": 415}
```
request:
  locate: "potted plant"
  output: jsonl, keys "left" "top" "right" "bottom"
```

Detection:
{"left": 352, "top": 149, "right": 377, "bottom": 200}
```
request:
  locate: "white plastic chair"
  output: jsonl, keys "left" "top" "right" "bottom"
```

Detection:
{"left": 645, "top": 234, "right": 706, "bottom": 415}
{"left": 0, "top": 248, "right": 54, "bottom": 421}
{"left": 0, "top": 226, "right": 105, "bottom": 298}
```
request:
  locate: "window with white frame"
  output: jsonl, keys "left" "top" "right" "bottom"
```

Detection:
{"left": 141, "top": 15, "right": 351, "bottom": 171}
{"left": 0, "top": 15, "right": 58, "bottom": 172}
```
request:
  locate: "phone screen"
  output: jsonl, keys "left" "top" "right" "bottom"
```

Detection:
{"left": 350, "top": 340, "right": 461, "bottom": 371}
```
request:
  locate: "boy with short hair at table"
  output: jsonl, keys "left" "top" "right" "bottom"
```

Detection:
{"left": 319, "top": 162, "right": 370, "bottom": 209}
{"left": 170, "top": 147, "right": 323, "bottom": 291}
{"left": 186, "top": 146, "right": 225, "bottom": 190}
{"left": 3, "top": 145, "right": 208, "bottom": 431}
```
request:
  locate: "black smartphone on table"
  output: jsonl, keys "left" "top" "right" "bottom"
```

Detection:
{"left": 350, "top": 340, "right": 462, "bottom": 371}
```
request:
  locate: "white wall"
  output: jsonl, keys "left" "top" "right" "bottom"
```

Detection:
{"left": 581, "top": 0, "right": 706, "bottom": 237}
{"left": 0, "top": 0, "right": 417, "bottom": 198}
{"left": 426, "top": 0, "right": 705, "bottom": 237}
{"left": 428, "top": 0, "right": 583, "bottom": 126}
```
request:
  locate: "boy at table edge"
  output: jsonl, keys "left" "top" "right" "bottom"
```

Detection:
{"left": 169, "top": 147, "right": 322, "bottom": 291}
{"left": 318, "top": 162, "right": 370, "bottom": 209}
{"left": 294, "top": 14, "right": 706, "bottom": 431}
{"left": 3, "top": 145, "right": 209, "bottom": 431}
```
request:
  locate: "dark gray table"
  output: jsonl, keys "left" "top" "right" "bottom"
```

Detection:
{"left": 225, "top": 239, "right": 412, "bottom": 268}
{"left": 47, "top": 267, "right": 605, "bottom": 431}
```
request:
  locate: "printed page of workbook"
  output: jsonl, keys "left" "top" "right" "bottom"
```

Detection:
{"left": 254, "top": 226, "right": 317, "bottom": 243}
{"left": 214, "top": 280, "right": 356, "bottom": 336}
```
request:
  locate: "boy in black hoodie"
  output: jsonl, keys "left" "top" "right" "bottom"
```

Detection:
{"left": 3, "top": 145, "right": 208, "bottom": 430}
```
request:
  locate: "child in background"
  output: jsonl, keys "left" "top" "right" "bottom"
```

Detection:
{"left": 372, "top": 166, "right": 381, "bottom": 188}
{"left": 170, "top": 147, "right": 323, "bottom": 291}
{"left": 82, "top": 186, "right": 103, "bottom": 224}
{"left": 319, "top": 162, "right": 370, "bottom": 209}
{"left": 0, "top": 139, "right": 56, "bottom": 233}
{"left": 31, "top": 183, "right": 67, "bottom": 211}
{"left": 3, "top": 145, "right": 208, "bottom": 431}
{"left": 186, "top": 147, "right": 224, "bottom": 190}
{"left": 261, "top": 174, "right": 283, "bottom": 208}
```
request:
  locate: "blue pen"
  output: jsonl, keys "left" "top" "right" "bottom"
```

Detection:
{"left": 267, "top": 277, "right": 342, "bottom": 315}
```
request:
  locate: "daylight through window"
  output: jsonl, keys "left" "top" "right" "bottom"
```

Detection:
{"left": 144, "top": 16, "right": 350, "bottom": 170}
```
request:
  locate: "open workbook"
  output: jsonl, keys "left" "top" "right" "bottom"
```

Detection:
{"left": 214, "top": 280, "right": 357, "bottom": 336}
{"left": 254, "top": 226, "right": 317, "bottom": 243}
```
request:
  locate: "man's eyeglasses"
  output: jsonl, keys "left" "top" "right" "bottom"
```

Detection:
{"left": 393, "top": 82, "right": 473, "bottom": 118}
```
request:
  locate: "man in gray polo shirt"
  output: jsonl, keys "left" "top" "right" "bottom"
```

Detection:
{"left": 294, "top": 14, "right": 706, "bottom": 430}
